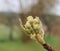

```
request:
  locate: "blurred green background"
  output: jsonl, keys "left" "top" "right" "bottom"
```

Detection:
{"left": 0, "top": 25, "right": 60, "bottom": 51}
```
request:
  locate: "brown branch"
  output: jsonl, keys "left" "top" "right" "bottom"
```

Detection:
{"left": 43, "top": 43, "right": 55, "bottom": 51}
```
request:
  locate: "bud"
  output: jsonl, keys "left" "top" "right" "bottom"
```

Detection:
{"left": 25, "top": 29, "right": 31, "bottom": 34}
{"left": 27, "top": 16, "right": 33, "bottom": 23}
{"left": 19, "top": 16, "right": 45, "bottom": 44}
{"left": 33, "top": 17, "right": 40, "bottom": 24}
{"left": 24, "top": 21, "right": 31, "bottom": 29}
{"left": 30, "top": 34, "right": 36, "bottom": 40}
{"left": 33, "top": 24, "right": 40, "bottom": 30}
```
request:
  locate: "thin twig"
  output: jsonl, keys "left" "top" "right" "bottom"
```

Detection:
{"left": 35, "top": 34, "right": 55, "bottom": 51}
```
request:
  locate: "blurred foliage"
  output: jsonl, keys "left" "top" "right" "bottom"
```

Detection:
{"left": 0, "top": 25, "right": 60, "bottom": 51}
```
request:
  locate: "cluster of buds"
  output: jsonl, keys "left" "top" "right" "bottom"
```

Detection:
{"left": 19, "top": 16, "right": 55, "bottom": 51}
{"left": 19, "top": 16, "right": 45, "bottom": 45}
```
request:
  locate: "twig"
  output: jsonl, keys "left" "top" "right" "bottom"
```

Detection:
{"left": 43, "top": 43, "right": 55, "bottom": 51}
{"left": 36, "top": 34, "right": 55, "bottom": 51}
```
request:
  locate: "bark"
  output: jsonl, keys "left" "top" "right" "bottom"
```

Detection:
{"left": 43, "top": 43, "right": 55, "bottom": 51}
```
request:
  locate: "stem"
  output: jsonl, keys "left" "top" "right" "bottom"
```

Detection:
{"left": 43, "top": 43, "right": 55, "bottom": 51}
{"left": 35, "top": 34, "right": 55, "bottom": 51}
